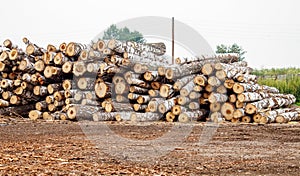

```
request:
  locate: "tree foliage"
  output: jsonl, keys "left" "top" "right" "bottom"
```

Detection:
{"left": 216, "top": 43, "right": 247, "bottom": 61}
{"left": 102, "top": 24, "right": 145, "bottom": 43}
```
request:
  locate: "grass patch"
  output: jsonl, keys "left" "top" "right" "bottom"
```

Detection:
{"left": 257, "top": 75, "right": 300, "bottom": 103}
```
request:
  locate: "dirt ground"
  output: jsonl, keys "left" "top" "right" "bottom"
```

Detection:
{"left": 0, "top": 116, "right": 300, "bottom": 175}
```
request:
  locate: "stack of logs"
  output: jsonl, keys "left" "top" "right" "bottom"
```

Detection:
{"left": 0, "top": 38, "right": 299, "bottom": 124}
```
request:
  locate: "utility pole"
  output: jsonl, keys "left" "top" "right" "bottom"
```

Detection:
{"left": 172, "top": 17, "right": 174, "bottom": 65}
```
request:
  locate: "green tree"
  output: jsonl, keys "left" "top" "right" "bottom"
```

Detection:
{"left": 216, "top": 43, "right": 247, "bottom": 61}
{"left": 102, "top": 24, "right": 145, "bottom": 43}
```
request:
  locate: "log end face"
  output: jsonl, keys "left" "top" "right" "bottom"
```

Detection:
{"left": 178, "top": 113, "right": 189, "bottom": 123}
{"left": 245, "top": 103, "right": 256, "bottom": 114}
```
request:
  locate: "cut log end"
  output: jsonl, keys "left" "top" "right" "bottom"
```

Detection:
{"left": 210, "top": 112, "right": 223, "bottom": 123}
{"left": 178, "top": 113, "right": 189, "bottom": 123}
{"left": 160, "top": 84, "right": 172, "bottom": 98}
{"left": 97, "top": 40, "right": 106, "bottom": 52}
{"left": 166, "top": 112, "right": 176, "bottom": 122}
{"left": 233, "top": 83, "right": 245, "bottom": 94}
{"left": 95, "top": 81, "right": 110, "bottom": 98}
{"left": 9, "top": 49, "right": 18, "bottom": 60}
{"left": 171, "top": 105, "right": 182, "bottom": 115}
{"left": 67, "top": 106, "right": 77, "bottom": 120}
{"left": 245, "top": 103, "right": 257, "bottom": 114}
{"left": 194, "top": 75, "right": 207, "bottom": 86}
{"left": 221, "top": 102, "right": 235, "bottom": 120}
{"left": 275, "top": 116, "right": 285, "bottom": 123}
{"left": 165, "top": 69, "right": 174, "bottom": 80}
{"left": 210, "top": 102, "right": 221, "bottom": 112}
{"left": 202, "top": 63, "right": 214, "bottom": 75}
{"left": 62, "top": 61, "right": 73, "bottom": 73}
{"left": 241, "top": 116, "right": 252, "bottom": 123}
{"left": 29, "top": 110, "right": 42, "bottom": 120}
{"left": 253, "top": 113, "right": 262, "bottom": 123}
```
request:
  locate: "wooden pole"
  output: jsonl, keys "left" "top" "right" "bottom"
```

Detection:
{"left": 172, "top": 17, "right": 174, "bottom": 65}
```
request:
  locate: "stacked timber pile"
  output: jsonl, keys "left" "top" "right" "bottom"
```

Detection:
{"left": 0, "top": 38, "right": 299, "bottom": 124}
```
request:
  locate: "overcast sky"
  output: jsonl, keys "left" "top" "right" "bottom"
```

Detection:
{"left": 0, "top": 0, "right": 299, "bottom": 69}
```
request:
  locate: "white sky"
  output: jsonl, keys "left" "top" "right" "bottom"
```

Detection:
{"left": 0, "top": 0, "right": 299, "bottom": 68}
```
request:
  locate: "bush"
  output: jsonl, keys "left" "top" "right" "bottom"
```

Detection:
{"left": 257, "top": 75, "right": 300, "bottom": 103}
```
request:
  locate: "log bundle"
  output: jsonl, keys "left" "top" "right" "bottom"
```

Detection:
{"left": 0, "top": 38, "right": 299, "bottom": 124}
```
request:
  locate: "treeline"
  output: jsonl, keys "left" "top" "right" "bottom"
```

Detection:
{"left": 253, "top": 68, "right": 300, "bottom": 104}
{"left": 252, "top": 67, "right": 300, "bottom": 77}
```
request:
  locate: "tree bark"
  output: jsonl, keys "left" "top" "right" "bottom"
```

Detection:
{"left": 224, "top": 79, "right": 235, "bottom": 89}
{"left": 180, "top": 80, "right": 195, "bottom": 97}
{"left": 178, "top": 110, "right": 205, "bottom": 122}
{"left": 137, "top": 95, "right": 151, "bottom": 104}
{"left": 67, "top": 104, "right": 103, "bottom": 120}
{"left": 178, "top": 96, "right": 190, "bottom": 105}
{"left": 236, "top": 73, "right": 257, "bottom": 83}
{"left": 189, "top": 91, "right": 201, "bottom": 99}
{"left": 237, "top": 92, "right": 263, "bottom": 103}
{"left": 233, "top": 108, "right": 245, "bottom": 119}
{"left": 81, "top": 99, "right": 101, "bottom": 106}
{"left": 115, "top": 112, "right": 132, "bottom": 121}
{"left": 143, "top": 71, "right": 160, "bottom": 82}
{"left": 65, "top": 98, "right": 80, "bottom": 105}
{"left": 105, "top": 102, "right": 133, "bottom": 112}
{"left": 54, "top": 91, "right": 65, "bottom": 101}
{"left": 65, "top": 42, "right": 84, "bottom": 57}
{"left": 92, "top": 112, "right": 116, "bottom": 121}
{"left": 245, "top": 95, "right": 296, "bottom": 114}
{"left": 132, "top": 104, "right": 148, "bottom": 112}
{"left": 189, "top": 102, "right": 200, "bottom": 110}
{"left": 19, "top": 58, "right": 35, "bottom": 73}
{"left": 209, "top": 112, "right": 224, "bottom": 123}
{"left": 129, "top": 85, "right": 148, "bottom": 94}
{"left": 235, "top": 100, "right": 245, "bottom": 109}
{"left": 276, "top": 111, "right": 299, "bottom": 123}
{"left": 259, "top": 108, "right": 299, "bottom": 124}
{"left": 158, "top": 97, "right": 177, "bottom": 114}
{"left": 47, "top": 83, "right": 62, "bottom": 94}
{"left": 130, "top": 112, "right": 161, "bottom": 122}
{"left": 175, "top": 57, "right": 202, "bottom": 65}
{"left": 35, "top": 101, "right": 48, "bottom": 111}
{"left": 208, "top": 93, "right": 228, "bottom": 103}
{"left": 86, "top": 62, "right": 101, "bottom": 73}
{"left": 233, "top": 83, "right": 279, "bottom": 94}
{"left": 29, "top": 110, "right": 42, "bottom": 120}
{"left": 0, "top": 99, "right": 10, "bottom": 107}
{"left": 148, "top": 98, "right": 165, "bottom": 112}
